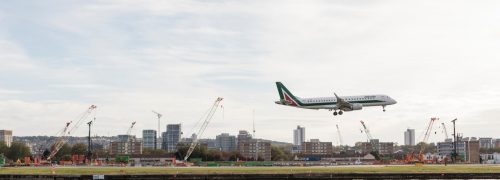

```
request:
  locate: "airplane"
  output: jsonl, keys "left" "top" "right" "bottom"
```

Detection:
{"left": 274, "top": 82, "right": 397, "bottom": 116}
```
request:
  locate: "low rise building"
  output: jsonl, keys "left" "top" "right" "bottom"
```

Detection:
{"left": 437, "top": 138, "right": 479, "bottom": 163}
{"left": 480, "top": 153, "right": 500, "bottom": 164}
{"left": 237, "top": 139, "right": 271, "bottom": 161}
{"left": 237, "top": 130, "right": 271, "bottom": 161}
{"left": 355, "top": 140, "right": 393, "bottom": 155}
{"left": 301, "top": 139, "right": 333, "bottom": 156}
{"left": 110, "top": 135, "right": 142, "bottom": 155}
{"left": 495, "top": 139, "right": 500, "bottom": 148}
{"left": 215, "top": 133, "right": 236, "bottom": 152}
{"left": 479, "top": 138, "right": 493, "bottom": 149}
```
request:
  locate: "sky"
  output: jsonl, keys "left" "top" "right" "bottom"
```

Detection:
{"left": 1, "top": 0, "right": 500, "bottom": 146}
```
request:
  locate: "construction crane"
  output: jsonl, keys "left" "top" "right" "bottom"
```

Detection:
{"left": 336, "top": 124, "right": 343, "bottom": 146}
{"left": 184, "top": 97, "right": 223, "bottom": 161}
{"left": 360, "top": 120, "right": 373, "bottom": 142}
{"left": 360, "top": 120, "right": 378, "bottom": 153}
{"left": 417, "top": 117, "right": 439, "bottom": 162}
{"left": 124, "top": 121, "right": 137, "bottom": 154}
{"left": 47, "top": 105, "right": 97, "bottom": 161}
{"left": 441, "top": 122, "right": 449, "bottom": 140}
{"left": 152, "top": 111, "right": 162, "bottom": 149}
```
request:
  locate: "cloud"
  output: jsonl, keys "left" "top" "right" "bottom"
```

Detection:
{"left": 0, "top": 1, "right": 500, "bottom": 145}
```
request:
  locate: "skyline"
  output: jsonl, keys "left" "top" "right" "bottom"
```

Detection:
{"left": 1, "top": 1, "right": 500, "bottom": 146}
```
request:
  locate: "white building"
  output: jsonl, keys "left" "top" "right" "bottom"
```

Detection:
{"left": 293, "top": 126, "right": 305, "bottom": 146}
{"left": 404, "top": 129, "right": 415, "bottom": 146}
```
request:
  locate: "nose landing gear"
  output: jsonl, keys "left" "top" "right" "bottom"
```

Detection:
{"left": 382, "top": 105, "right": 386, "bottom": 112}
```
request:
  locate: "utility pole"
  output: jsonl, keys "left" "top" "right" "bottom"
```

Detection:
{"left": 86, "top": 119, "right": 93, "bottom": 164}
{"left": 451, "top": 118, "right": 457, "bottom": 163}
{"left": 253, "top": 109, "right": 259, "bottom": 161}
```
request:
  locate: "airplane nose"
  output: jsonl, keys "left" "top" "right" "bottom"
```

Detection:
{"left": 392, "top": 99, "right": 397, "bottom": 104}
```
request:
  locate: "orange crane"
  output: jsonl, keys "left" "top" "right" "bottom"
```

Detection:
{"left": 413, "top": 117, "right": 439, "bottom": 164}
{"left": 47, "top": 105, "right": 97, "bottom": 161}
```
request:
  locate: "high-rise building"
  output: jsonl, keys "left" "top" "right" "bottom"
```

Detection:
{"left": 164, "top": 124, "right": 182, "bottom": 152}
{"left": 215, "top": 133, "right": 236, "bottom": 152}
{"left": 142, "top": 130, "right": 157, "bottom": 150}
{"left": 404, "top": 129, "right": 415, "bottom": 146}
{"left": 0, "top": 130, "right": 12, "bottom": 147}
{"left": 293, "top": 126, "right": 305, "bottom": 146}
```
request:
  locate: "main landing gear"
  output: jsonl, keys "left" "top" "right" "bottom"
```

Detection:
{"left": 333, "top": 110, "right": 343, "bottom": 116}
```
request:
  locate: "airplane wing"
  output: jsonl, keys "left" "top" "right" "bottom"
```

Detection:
{"left": 334, "top": 93, "right": 352, "bottom": 109}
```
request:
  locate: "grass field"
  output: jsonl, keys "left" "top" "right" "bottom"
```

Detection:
{"left": 1, "top": 165, "right": 500, "bottom": 175}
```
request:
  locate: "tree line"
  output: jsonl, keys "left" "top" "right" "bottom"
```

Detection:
{"left": 0, "top": 141, "right": 94, "bottom": 162}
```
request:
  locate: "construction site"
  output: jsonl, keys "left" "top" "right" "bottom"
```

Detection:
{"left": 0, "top": 94, "right": 490, "bottom": 170}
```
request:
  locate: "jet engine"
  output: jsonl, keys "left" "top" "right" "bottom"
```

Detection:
{"left": 349, "top": 103, "right": 363, "bottom": 111}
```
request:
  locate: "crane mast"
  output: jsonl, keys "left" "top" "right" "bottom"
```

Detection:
{"left": 184, "top": 97, "right": 223, "bottom": 161}
{"left": 441, "top": 122, "right": 449, "bottom": 140}
{"left": 47, "top": 105, "right": 97, "bottom": 160}
{"left": 124, "top": 121, "right": 137, "bottom": 154}
{"left": 336, "top": 124, "right": 343, "bottom": 146}
{"left": 360, "top": 120, "right": 373, "bottom": 141}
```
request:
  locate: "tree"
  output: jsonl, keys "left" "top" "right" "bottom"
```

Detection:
{"left": 53, "top": 144, "right": 71, "bottom": 161}
{"left": 228, "top": 151, "right": 244, "bottom": 161}
{"left": 370, "top": 151, "right": 380, "bottom": 160}
{"left": 176, "top": 144, "right": 211, "bottom": 161}
{"left": 0, "top": 141, "right": 8, "bottom": 155}
{"left": 6, "top": 142, "right": 32, "bottom": 161}
{"left": 42, "top": 149, "right": 51, "bottom": 160}
{"left": 71, "top": 143, "right": 87, "bottom": 155}
{"left": 143, "top": 149, "right": 168, "bottom": 156}
{"left": 271, "top": 146, "right": 289, "bottom": 161}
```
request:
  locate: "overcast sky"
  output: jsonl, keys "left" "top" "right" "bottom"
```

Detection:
{"left": 1, "top": 0, "right": 500, "bottom": 145}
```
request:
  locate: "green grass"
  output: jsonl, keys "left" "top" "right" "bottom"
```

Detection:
{"left": 1, "top": 165, "right": 500, "bottom": 175}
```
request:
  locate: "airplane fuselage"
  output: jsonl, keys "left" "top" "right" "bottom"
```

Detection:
{"left": 275, "top": 95, "right": 396, "bottom": 111}
{"left": 274, "top": 82, "right": 397, "bottom": 114}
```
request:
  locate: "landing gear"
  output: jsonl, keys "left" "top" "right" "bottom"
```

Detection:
{"left": 333, "top": 110, "right": 343, "bottom": 116}
{"left": 382, "top": 106, "right": 386, "bottom": 112}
